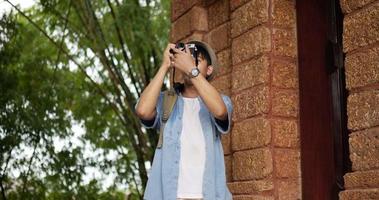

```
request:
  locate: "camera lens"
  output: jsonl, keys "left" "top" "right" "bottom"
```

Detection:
{"left": 176, "top": 42, "right": 185, "bottom": 49}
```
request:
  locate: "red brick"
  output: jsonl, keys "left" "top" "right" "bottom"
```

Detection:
{"left": 230, "top": 0, "right": 251, "bottom": 11}
{"left": 231, "top": 0, "right": 268, "bottom": 38}
{"left": 272, "top": 119, "right": 299, "bottom": 148}
{"left": 347, "top": 89, "right": 379, "bottom": 130}
{"left": 232, "top": 116, "right": 271, "bottom": 151}
{"left": 232, "top": 26, "right": 271, "bottom": 65}
{"left": 273, "top": 28, "right": 297, "bottom": 58}
{"left": 232, "top": 85, "right": 269, "bottom": 121}
{"left": 222, "top": 133, "right": 231, "bottom": 155}
{"left": 225, "top": 154, "right": 233, "bottom": 182}
{"left": 277, "top": 178, "right": 301, "bottom": 200}
{"left": 340, "top": 0, "right": 377, "bottom": 14}
{"left": 272, "top": 59, "right": 298, "bottom": 89}
{"left": 171, "top": 0, "right": 200, "bottom": 21}
{"left": 272, "top": 0, "right": 296, "bottom": 28}
{"left": 272, "top": 89, "right": 298, "bottom": 117}
{"left": 349, "top": 127, "right": 379, "bottom": 171}
{"left": 274, "top": 149, "right": 301, "bottom": 178}
{"left": 344, "top": 170, "right": 379, "bottom": 189}
{"left": 345, "top": 46, "right": 379, "bottom": 90}
{"left": 233, "top": 148, "right": 273, "bottom": 180}
{"left": 204, "top": 22, "right": 230, "bottom": 52}
{"left": 232, "top": 55, "right": 269, "bottom": 92}
{"left": 343, "top": 2, "right": 379, "bottom": 52}
{"left": 339, "top": 188, "right": 379, "bottom": 200}
{"left": 217, "top": 48, "right": 232, "bottom": 76}
{"left": 227, "top": 179, "right": 274, "bottom": 194}
{"left": 170, "top": 6, "right": 208, "bottom": 42}
{"left": 210, "top": 73, "right": 231, "bottom": 96}
{"left": 208, "top": 0, "right": 230, "bottom": 30}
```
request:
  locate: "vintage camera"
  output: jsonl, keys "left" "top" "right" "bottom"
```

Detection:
{"left": 169, "top": 42, "right": 198, "bottom": 63}
{"left": 169, "top": 42, "right": 199, "bottom": 93}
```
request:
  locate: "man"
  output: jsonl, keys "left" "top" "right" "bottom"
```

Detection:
{"left": 134, "top": 40, "right": 233, "bottom": 200}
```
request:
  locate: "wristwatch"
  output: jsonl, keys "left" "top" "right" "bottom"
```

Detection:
{"left": 188, "top": 67, "right": 200, "bottom": 78}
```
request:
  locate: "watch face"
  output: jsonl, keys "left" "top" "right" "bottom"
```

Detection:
{"left": 191, "top": 68, "right": 200, "bottom": 77}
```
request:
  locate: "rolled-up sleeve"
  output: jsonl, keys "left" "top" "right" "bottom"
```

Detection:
{"left": 211, "top": 94, "right": 233, "bottom": 134}
{"left": 134, "top": 91, "right": 164, "bottom": 130}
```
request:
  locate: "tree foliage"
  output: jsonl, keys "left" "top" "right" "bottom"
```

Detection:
{"left": 0, "top": 0, "right": 170, "bottom": 199}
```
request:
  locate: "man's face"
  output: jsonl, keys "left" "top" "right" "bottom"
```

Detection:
{"left": 183, "top": 54, "right": 213, "bottom": 86}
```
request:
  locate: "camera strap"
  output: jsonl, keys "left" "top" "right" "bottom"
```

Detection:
{"left": 156, "top": 88, "right": 177, "bottom": 149}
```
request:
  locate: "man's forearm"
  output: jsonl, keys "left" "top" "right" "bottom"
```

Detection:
{"left": 135, "top": 65, "right": 169, "bottom": 119}
{"left": 190, "top": 74, "right": 228, "bottom": 120}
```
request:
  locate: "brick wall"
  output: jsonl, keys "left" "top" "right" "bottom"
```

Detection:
{"left": 338, "top": 0, "right": 379, "bottom": 199}
{"left": 170, "top": 0, "right": 301, "bottom": 199}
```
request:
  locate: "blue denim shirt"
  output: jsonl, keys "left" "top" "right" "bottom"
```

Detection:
{"left": 134, "top": 91, "right": 233, "bottom": 200}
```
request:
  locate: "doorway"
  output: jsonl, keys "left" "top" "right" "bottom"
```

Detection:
{"left": 296, "top": 0, "right": 350, "bottom": 199}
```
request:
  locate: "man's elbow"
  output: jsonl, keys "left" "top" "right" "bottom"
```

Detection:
{"left": 214, "top": 107, "right": 228, "bottom": 120}
{"left": 135, "top": 105, "right": 155, "bottom": 119}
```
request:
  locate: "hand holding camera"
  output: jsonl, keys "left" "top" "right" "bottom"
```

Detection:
{"left": 169, "top": 42, "right": 197, "bottom": 76}
{"left": 161, "top": 43, "right": 176, "bottom": 70}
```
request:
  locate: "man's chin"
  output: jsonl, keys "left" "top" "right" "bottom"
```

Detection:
{"left": 183, "top": 76, "right": 193, "bottom": 86}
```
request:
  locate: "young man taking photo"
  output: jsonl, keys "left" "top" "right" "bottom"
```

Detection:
{"left": 134, "top": 40, "right": 233, "bottom": 200}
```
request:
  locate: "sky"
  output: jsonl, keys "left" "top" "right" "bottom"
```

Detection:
{"left": 0, "top": 0, "right": 35, "bottom": 14}
{"left": 1, "top": 0, "right": 139, "bottom": 193}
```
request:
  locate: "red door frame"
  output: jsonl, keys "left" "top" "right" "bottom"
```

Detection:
{"left": 296, "top": 0, "right": 350, "bottom": 199}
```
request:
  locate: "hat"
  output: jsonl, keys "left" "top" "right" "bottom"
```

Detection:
{"left": 187, "top": 40, "right": 219, "bottom": 81}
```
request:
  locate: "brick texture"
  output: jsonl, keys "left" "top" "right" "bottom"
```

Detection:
{"left": 170, "top": 6, "right": 208, "bottom": 42}
{"left": 340, "top": 0, "right": 379, "bottom": 199}
{"left": 347, "top": 89, "right": 379, "bottom": 130}
{"left": 227, "top": 179, "right": 274, "bottom": 194}
{"left": 273, "top": 28, "right": 297, "bottom": 58}
{"left": 210, "top": 73, "right": 231, "bottom": 96}
{"left": 231, "top": 0, "right": 269, "bottom": 38}
{"left": 274, "top": 149, "right": 301, "bottom": 178}
{"left": 277, "top": 178, "right": 301, "bottom": 200}
{"left": 339, "top": 189, "right": 379, "bottom": 200}
{"left": 232, "top": 26, "right": 271, "bottom": 65}
{"left": 345, "top": 46, "right": 379, "bottom": 89}
{"left": 204, "top": 22, "right": 230, "bottom": 52}
{"left": 216, "top": 48, "right": 232, "bottom": 76}
{"left": 232, "top": 85, "right": 269, "bottom": 121}
{"left": 272, "top": 119, "right": 299, "bottom": 148}
{"left": 344, "top": 170, "right": 379, "bottom": 189}
{"left": 340, "top": 0, "right": 377, "bottom": 14}
{"left": 232, "top": 116, "right": 271, "bottom": 151}
{"left": 272, "top": 59, "right": 298, "bottom": 89}
{"left": 233, "top": 148, "right": 273, "bottom": 180}
{"left": 171, "top": 0, "right": 200, "bottom": 21}
{"left": 343, "top": 2, "right": 379, "bottom": 53}
{"left": 272, "top": 0, "right": 296, "bottom": 28}
{"left": 272, "top": 89, "right": 298, "bottom": 117}
{"left": 349, "top": 127, "right": 379, "bottom": 171}
{"left": 232, "top": 55, "right": 269, "bottom": 92}
{"left": 208, "top": 0, "right": 229, "bottom": 30}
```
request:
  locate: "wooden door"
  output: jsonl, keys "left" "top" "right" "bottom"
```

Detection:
{"left": 296, "top": 0, "right": 350, "bottom": 199}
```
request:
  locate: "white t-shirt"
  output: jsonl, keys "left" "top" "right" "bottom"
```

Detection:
{"left": 176, "top": 95, "right": 206, "bottom": 198}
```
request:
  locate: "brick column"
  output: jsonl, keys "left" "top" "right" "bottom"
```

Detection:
{"left": 170, "top": 0, "right": 301, "bottom": 199}
{"left": 338, "top": 1, "right": 379, "bottom": 199}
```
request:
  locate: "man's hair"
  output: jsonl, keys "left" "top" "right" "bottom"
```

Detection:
{"left": 195, "top": 45, "right": 212, "bottom": 80}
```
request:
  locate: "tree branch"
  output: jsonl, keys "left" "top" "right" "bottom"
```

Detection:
{"left": 4, "top": 0, "right": 128, "bottom": 128}
{"left": 106, "top": 0, "right": 141, "bottom": 96}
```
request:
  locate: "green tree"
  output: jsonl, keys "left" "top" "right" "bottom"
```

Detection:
{"left": 0, "top": 0, "right": 170, "bottom": 199}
